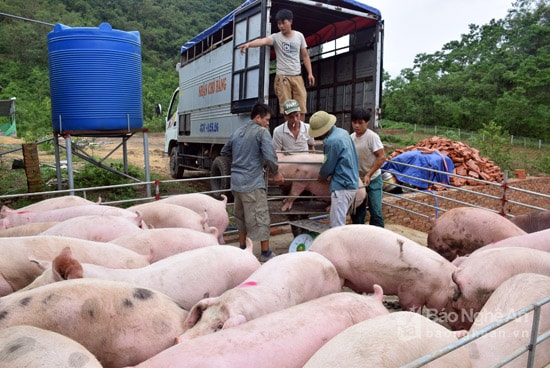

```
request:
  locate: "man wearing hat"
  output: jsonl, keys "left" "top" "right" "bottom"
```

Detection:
{"left": 272, "top": 99, "right": 315, "bottom": 153}
{"left": 308, "top": 111, "right": 360, "bottom": 227}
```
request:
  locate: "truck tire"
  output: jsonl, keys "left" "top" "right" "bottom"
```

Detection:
{"left": 169, "top": 146, "right": 185, "bottom": 179}
{"left": 210, "top": 155, "right": 232, "bottom": 201}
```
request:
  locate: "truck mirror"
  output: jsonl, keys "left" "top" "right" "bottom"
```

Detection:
{"left": 155, "top": 104, "right": 162, "bottom": 116}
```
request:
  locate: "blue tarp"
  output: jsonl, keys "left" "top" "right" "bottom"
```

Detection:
{"left": 382, "top": 150, "right": 455, "bottom": 189}
{"left": 180, "top": 0, "right": 382, "bottom": 54}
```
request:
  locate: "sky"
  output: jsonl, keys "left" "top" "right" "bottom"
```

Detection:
{"left": 359, "top": 0, "right": 513, "bottom": 77}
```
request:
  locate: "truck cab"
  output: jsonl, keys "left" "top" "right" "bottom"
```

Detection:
{"left": 163, "top": 0, "right": 383, "bottom": 193}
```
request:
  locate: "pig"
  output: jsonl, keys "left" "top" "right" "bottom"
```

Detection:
{"left": 0, "top": 325, "right": 102, "bottom": 368}
{"left": 39, "top": 214, "right": 144, "bottom": 242}
{"left": 452, "top": 228, "right": 550, "bottom": 266}
{"left": 0, "top": 221, "right": 58, "bottom": 237}
{"left": 127, "top": 202, "right": 217, "bottom": 236}
{"left": 0, "top": 195, "right": 98, "bottom": 215}
{"left": 110, "top": 227, "right": 220, "bottom": 262}
{"left": 275, "top": 153, "right": 366, "bottom": 212}
{"left": 180, "top": 251, "right": 343, "bottom": 339}
{"left": 0, "top": 278, "right": 188, "bottom": 368}
{"left": 303, "top": 311, "right": 471, "bottom": 368}
{"left": 449, "top": 247, "right": 550, "bottom": 330}
{"left": 156, "top": 193, "right": 229, "bottom": 244}
{"left": 308, "top": 224, "right": 458, "bottom": 312}
{"left": 508, "top": 210, "right": 550, "bottom": 233}
{"left": 22, "top": 243, "right": 261, "bottom": 310}
{"left": 427, "top": 206, "right": 527, "bottom": 261}
{"left": 466, "top": 273, "right": 550, "bottom": 368}
{"left": 0, "top": 204, "right": 145, "bottom": 230}
{"left": 0, "top": 235, "right": 150, "bottom": 296}
{"left": 130, "top": 290, "right": 388, "bottom": 368}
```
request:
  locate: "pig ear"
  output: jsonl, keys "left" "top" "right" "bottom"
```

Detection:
{"left": 184, "top": 298, "right": 217, "bottom": 328}
{"left": 222, "top": 314, "right": 247, "bottom": 329}
{"left": 52, "top": 247, "right": 83, "bottom": 281}
{"left": 220, "top": 194, "right": 228, "bottom": 205}
{"left": 372, "top": 284, "right": 384, "bottom": 302}
{"left": 208, "top": 226, "right": 219, "bottom": 239}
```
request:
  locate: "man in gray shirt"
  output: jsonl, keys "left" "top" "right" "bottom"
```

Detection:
{"left": 221, "top": 102, "right": 284, "bottom": 262}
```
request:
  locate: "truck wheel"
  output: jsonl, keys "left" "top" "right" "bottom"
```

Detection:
{"left": 211, "top": 156, "right": 232, "bottom": 201}
{"left": 169, "top": 146, "right": 185, "bottom": 179}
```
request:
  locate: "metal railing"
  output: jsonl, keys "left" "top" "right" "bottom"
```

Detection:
{"left": 403, "top": 297, "right": 550, "bottom": 367}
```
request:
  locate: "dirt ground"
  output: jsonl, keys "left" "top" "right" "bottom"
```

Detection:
{"left": 1, "top": 132, "right": 428, "bottom": 253}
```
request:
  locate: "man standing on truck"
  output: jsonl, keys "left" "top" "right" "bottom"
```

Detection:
{"left": 239, "top": 9, "right": 315, "bottom": 121}
{"left": 221, "top": 102, "right": 284, "bottom": 262}
{"left": 272, "top": 99, "right": 315, "bottom": 153}
{"left": 308, "top": 110, "right": 360, "bottom": 227}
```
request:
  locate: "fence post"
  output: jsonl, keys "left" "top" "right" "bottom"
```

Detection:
{"left": 500, "top": 171, "right": 509, "bottom": 216}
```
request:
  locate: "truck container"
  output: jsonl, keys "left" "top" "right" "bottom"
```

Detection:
{"left": 162, "top": 0, "right": 383, "bottom": 193}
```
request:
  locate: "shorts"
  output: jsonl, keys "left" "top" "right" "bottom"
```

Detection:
{"left": 232, "top": 188, "right": 270, "bottom": 241}
{"left": 274, "top": 75, "right": 307, "bottom": 114}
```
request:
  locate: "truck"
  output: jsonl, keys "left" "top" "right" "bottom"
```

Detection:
{"left": 162, "top": 0, "right": 383, "bottom": 194}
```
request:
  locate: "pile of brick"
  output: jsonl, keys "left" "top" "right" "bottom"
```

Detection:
{"left": 389, "top": 136, "right": 503, "bottom": 186}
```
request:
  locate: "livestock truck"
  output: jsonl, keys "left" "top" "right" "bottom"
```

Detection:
{"left": 162, "top": 0, "right": 383, "bottom": 193}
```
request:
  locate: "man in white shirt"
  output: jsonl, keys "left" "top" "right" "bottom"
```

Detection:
{"left": 272, "top": 99, "right": 315, "bottom": 153}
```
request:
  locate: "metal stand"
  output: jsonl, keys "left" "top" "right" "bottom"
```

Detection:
{"left": 52, "top": 128, "right": 151, "bottom": 197}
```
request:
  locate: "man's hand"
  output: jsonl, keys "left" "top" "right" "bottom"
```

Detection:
{"left": 239, "top": 43, "right": 249, "bottom": 54}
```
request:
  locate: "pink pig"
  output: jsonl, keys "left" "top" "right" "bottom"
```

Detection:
{"left": 0, "top": 278, "right": 188, "bottom": 368}
{"left": 427, "top": 206, "right": 526, "bottom": 261}
{"left": 130, "top": 290, "right": 388, "bottom": 368}
{"left": 0, "top": 195, "right": 98, "bottom": 215}
{"left": 127, "top": 202, "right": 217, "bottom": 236}
{"left": 39, "top": 214, "right": 144, "bottom": 242}
{"left": 23, "top": 244, "right": 261, "bottom": 310}
{"left": 0, "top": 325, "right": 102, "bottom": 368}
{"left": 466, "top": 273, "right": 550, "bottom": 368}
{"left": 156, "top": 193, "right": 229, "bottom": 244}
{"left": 110, "top": 227, "right": 219, "bottom": 262}
{"left": 304, "top": 311, "right": 471, "bottom": 368}
{"left": 180, "top": 251, "right": 342, "bottom": 339}
{"left": 308, "top": 224, "right": 458, "bottom": 312}
{"left": 449, "top": 247, "right": 550, "bottom": 330}
{"left": 0, "top": 204, "right": 144, "bottom": 230}
{"left": 275, "top": 153, "right": 366, "bottom": 212}
{"left": 0, "top": 235, "right": 150, "bottom": 296}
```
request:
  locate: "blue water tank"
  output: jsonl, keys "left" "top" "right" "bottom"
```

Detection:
{"left": 48, "top": 22, "right": 143, "bottom": 132}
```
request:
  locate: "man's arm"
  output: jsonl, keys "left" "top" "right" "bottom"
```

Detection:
{"left": 239, "top": 37, "right": 273, "bottom": 54}
{"left": 301, "top": 47, "right": 315, "bottom": 86}
{"left": 363, "top": 148, "right": 386, "bottom": 186}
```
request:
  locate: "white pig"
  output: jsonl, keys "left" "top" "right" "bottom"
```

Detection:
{"left": 449, "top": 247, "right": 550, "bottom": 330}
{"left": 23, "top": 243, "right": 261, "bottom": 310}
{"left": 39, "top": 214, "right": 144, "bottom": 242}
{"left": 130, "top": 290, "right": 388, "bottom": 368}
{"left": 0, "top": 221, "right": 58, "bottom": 237}
{"left": 466, "top": 273, "right": 550, "bottom": 368}
{"left": 0, "top": 278, "right": 188, "bottom": 368}
{"left": 0, "top": 204, "right": 143, "bottom": 229}
{"left": 0, "top": 235, "right": 150, "bottom": 296}
{"left": 308, "top": 224, "right": 458, "bottom": 312}
{"left": 180, "top": 251, "right": 343, "bottom": 339}
{"left": 0, "top": 325, "right": 102, "bottom": 368}
{"left": 276, "top": 153, "right": 366, "bottom": 212}
{"left": 110, "top": 227, "right": 219, "bottom": 262}
{"left": 304, "top": 311, "right": 471, "bottom": 368}
{"left": 156, "top": 193, "right": 229, "bottom": 244}
{"left": 0, "top": 195, "right": 98, "bottom": 215}
{"left": 127, "top": 202, "right": 217, "bottom": 235}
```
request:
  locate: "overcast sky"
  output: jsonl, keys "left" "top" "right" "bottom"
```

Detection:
{"left": 360, "top": 0, "right": 514, "bottom": 77}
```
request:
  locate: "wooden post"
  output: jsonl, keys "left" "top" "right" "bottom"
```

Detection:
{"left": 22, "top": 143, "right": 42, "bottom": 192}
